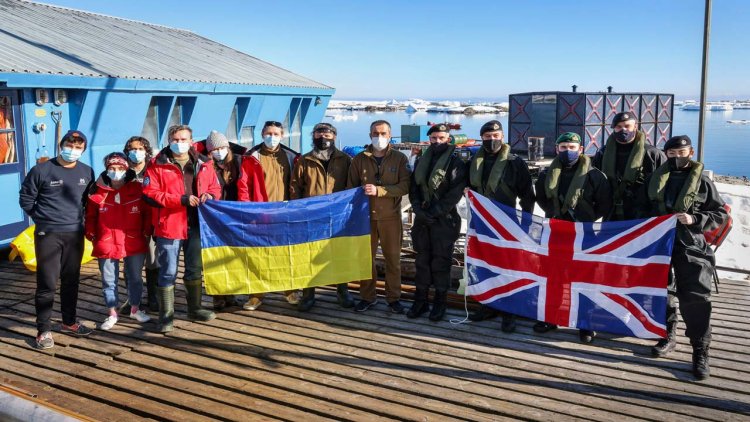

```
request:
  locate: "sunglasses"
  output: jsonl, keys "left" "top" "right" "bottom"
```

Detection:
{"left": 264, "top": 121, "right": 283, "bottom": 128}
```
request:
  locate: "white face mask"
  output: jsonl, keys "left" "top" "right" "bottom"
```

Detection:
{"left": 128, "top": 150, "right": 147, "bottom": 163}
{"left": 170, "top": 141, "right": 191, "bottom": 155}
{"left": 263, "top": 135, "right": 282, "bottom": 149}
{"left": 211, "top": 148, "right": 228, "bottom": 161}
{"left": 107, "top": 169, "right": 126, "bottom": 181}
{"left": 371, "top": 136, "right": 390, "bottom": 151}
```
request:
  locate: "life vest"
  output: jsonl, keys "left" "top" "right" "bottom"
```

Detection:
{"left": 414, "top": 144, "right": 455, "bottom": 204}
{"left": 469, "top": 144, "right": 514, "bottom": 200}
{"left": 544, "top": 154, "right": 594, "bottom": 219}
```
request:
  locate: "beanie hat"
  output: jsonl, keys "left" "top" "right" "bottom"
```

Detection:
{"left": 103, "top": 152, "right": 128, "bottom": 169}
{"left": 206, "top": 130, "right": 229, "bottom": 151}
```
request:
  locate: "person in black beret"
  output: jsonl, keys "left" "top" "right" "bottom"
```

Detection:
{"left": 635, "top": 135, "right": 728, "bottom": 380}
{"left": 408, "top": 123, "right": 467, "bottom": 321}
{"left": 466, "top": 120, "right": 535, "bottom": 332}
{"left": 592, "top": 111, "right": 666, "bottom": 221}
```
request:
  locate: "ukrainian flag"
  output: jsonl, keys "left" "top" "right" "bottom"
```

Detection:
{"left": 198, "top": 188, "right": 372, "bottom": 295}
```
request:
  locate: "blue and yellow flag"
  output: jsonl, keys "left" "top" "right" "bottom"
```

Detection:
{"left": 198, "top": 188, "right": 372, "bottom": 295}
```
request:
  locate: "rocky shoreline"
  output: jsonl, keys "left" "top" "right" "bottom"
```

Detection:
{"left": 715, "top": 174, "right": 750, "bottom": 186}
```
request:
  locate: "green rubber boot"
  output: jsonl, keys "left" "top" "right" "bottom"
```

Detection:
{"left": 184, "top": 279, "right": 216, "bottom": 321}
{"left": 157, "top": 285, "right": 174, "bottom": 333}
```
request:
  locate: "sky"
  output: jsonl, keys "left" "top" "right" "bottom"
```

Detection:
{"left": 39, "top": 0, "right": 750, "bottom": 100}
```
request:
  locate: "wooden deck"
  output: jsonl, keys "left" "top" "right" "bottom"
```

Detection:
{"left": 1, "top": 259, "right": 749, "bottom": 421}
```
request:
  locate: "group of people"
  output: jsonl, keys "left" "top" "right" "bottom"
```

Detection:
{"left": 18, "top": 111, "right": 727, "bottom": 381}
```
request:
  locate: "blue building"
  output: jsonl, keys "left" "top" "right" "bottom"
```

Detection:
{"left": 0, "top": 0, "right": 334, "bottom": 246}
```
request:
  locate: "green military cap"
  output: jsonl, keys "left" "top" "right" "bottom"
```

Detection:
{"left": 555, "top": 132, "right": 582, "bottom": 144}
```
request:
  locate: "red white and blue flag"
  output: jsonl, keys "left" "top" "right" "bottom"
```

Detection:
{"left": 465, "top": 191, "right": 677, "bottom": 339}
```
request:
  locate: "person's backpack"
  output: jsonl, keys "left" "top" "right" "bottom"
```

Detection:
{"left": 704, "top": 203, "right": 732, "bottom": 248}
{"left": 703, "top": 203, "right": 733, "bottom": 293}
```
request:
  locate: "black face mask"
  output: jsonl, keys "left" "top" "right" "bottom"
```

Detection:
{"left": 668, "top": 156, "right": 691, "bottom": 170}
{"left": 557, "top": 149, "right": 581, "bottom": 167}
{"left": 614, "top": 129, "right": 636, "bottom": 144}
{"left": 431, "top": 142, "right": 449, "bottom": 154}
{"left": 313, "top": 138, "right": 333, "bottom": 151}
{"left": 482, "top": 139, "right": 502, "bottom": 153}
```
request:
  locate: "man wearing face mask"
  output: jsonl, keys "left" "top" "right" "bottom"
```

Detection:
{"left": 636, "top": 135, "right": 727, "bottom": 380}
{"left": 206, "top": 130, "right": 268, "bottom": 310}
{"left": 241, "top": 122, "right": 302, "bottom": 310}
{"left": 346, "top": 120, "right": 410, "bottom": 313}
{"left": 143, "top": 124, "right": 222, "bottom": 332}
{"left": 592, "top": 112, "right": 666, "bottom": 221}
{"left": 467, "top": 120, "right": 535, "bottom": 332}
{"left": 534, "top": 132, "right": 612, "bottom": 342}
{"left": 290, "top": 122, "right": 354, "bottom": 311}
{"left": 20, "top": 130, "right": 95, "bottom": 349}
{"left": 122, "top": 136, "right": 159, "bottom": 313}
{"left": 408, "top": 124, "right": 468, "bottom": 322}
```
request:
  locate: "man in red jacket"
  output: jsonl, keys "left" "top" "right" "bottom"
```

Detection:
{"left": 143, "top": 124, "right": 222, "bottom": 332}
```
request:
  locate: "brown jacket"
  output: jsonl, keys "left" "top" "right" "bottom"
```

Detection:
{"left": 290, "top": 148, "right": 351, "bottom": 199}
{"left": 347, "top": 145, "right": 410, "bottom": 220}
{"left": 250, "top": 144, "right": 298, "bottom": 202}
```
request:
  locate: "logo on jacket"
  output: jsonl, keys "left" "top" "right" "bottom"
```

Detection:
{"left": 130, "top": 205, "right": 140, "bottom": 214}
{"left": 50, "top": 180, "right": 63, "bottom": 187}
{"left": 143, "top": 177, "right": 150, "bottom": 186}
{"left": 79, "top": 178, "right": 87, "bottom": 185}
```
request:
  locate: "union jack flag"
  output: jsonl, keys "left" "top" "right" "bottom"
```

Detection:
{"left": 465, "top": 191, "right": 677, "bottom": 339}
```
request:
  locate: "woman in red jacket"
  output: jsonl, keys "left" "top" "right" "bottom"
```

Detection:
{"left": 85, "top": 152, "right": 152, "bottom": 330}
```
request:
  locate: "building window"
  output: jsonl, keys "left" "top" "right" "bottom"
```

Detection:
{"left": 140, "top": 97, "right": 160, "bottom": 148}
{"left": 0, "top": 96, "right": 17, "bottom": 164}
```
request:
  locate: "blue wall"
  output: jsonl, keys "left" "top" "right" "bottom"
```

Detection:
{"left": 0, "top": 73, "right": 333, "bottom": 245}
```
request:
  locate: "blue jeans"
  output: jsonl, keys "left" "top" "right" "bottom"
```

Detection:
{"left": 98, "top": 254, "right": 146, "bottom": 309}
{"left": 156, "top": 227, "right": 203, "bottom": 287}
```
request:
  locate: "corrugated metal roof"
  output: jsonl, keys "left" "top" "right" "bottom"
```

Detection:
{"left": 0, "top": 0, "right": 332, "bottom": 90}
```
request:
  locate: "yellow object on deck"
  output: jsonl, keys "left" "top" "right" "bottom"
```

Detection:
{"left": 8, "top": 225, "right": 94, "bottom": 271}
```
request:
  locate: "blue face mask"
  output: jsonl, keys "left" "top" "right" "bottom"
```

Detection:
{"left": 128, "top": 150, "right": 146, "bottom": 163}
{"left": 60, "top": 147, "right": 83, "bottom": 162}
{"left": 107, "top": 170, "right": 126, "bottom": 181}
{"left": 170, "top": 142, "right": 190, "bottom": 155}
{"left": 558, "top": 149, "right": 581, "bottom": 166}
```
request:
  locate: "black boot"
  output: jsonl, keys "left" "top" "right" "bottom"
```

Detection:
{"left": 692, "top": 341, "right": 710, "bottom": 380}
{"left": 501, "top": 314, "right": 517, "bottom": 333}
{"left": 336, "top": 284, "right": 355, "bottom": 308}
{"left": 533, "top": 321, "right": 558, "bottom": 333}
{"left": 157, "top": 286, "right": 174, "bottom": 333}
{"left": 651, "top": 322, "right": 677, "bottom": 357}
{"left": 579, "top": 329, "right": 597, "bottom": 344}
{"left": 145, "top": 268, "right": 159, "bottom": 313}
{"left": 407, "top": 287, "right": 429, "bottom": 319}
{"left": 468, "top": 305, "right": 499, "bottom": 322}
{"left": 298, "top": 288, "right": 316, "bottom": 312}
{"left": 428, "top": 291, "right": 447, "bottom": 322}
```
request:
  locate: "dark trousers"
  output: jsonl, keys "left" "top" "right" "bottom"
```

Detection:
{"left": 34, "top": 230, "right": 85, "bottom": 334}
{"left": 411, "top": 213, "right": 460, "bottom": 298}
{"left": 666, "top": 243, "right": 713, "bottom": 344}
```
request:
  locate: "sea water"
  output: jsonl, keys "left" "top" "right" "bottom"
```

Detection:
{"left": 323, "top": 109, "right": 750, "bottom": 177}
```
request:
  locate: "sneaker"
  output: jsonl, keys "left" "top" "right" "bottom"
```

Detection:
{"left": 129, "top": 309, "right": 151, "bottom": 323}
{"left": 243, "top": 297, "right": 262, "bottom": 311}
{"left": 285, "top": 291, "right": 301, "bottom": 305}
{"left": 100, "top": 316, "right": 118, "bottom": 331}
{"left": 387, "top": 301, "right": 405, "bottom": 314}
{"left": 354, "top": 299, "right": 378, "bottom": 312}
{"left": 61, "top": 321, "right": 93, "bottom": 336}
{"left": 35, "top": 331, "right": 54, "bottom": 349}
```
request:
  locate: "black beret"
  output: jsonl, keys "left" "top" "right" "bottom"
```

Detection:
{"left": 663, "top": 135, "right": 692, "bottom": 151}
{"left": 427, "top": 124, "right": 450, "bottom": 135}
{"left": 610, "top": 111, "right": 637, "bottom": 128}
{"left": 480, "top": 120, "right": 503, "bottom": 135}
